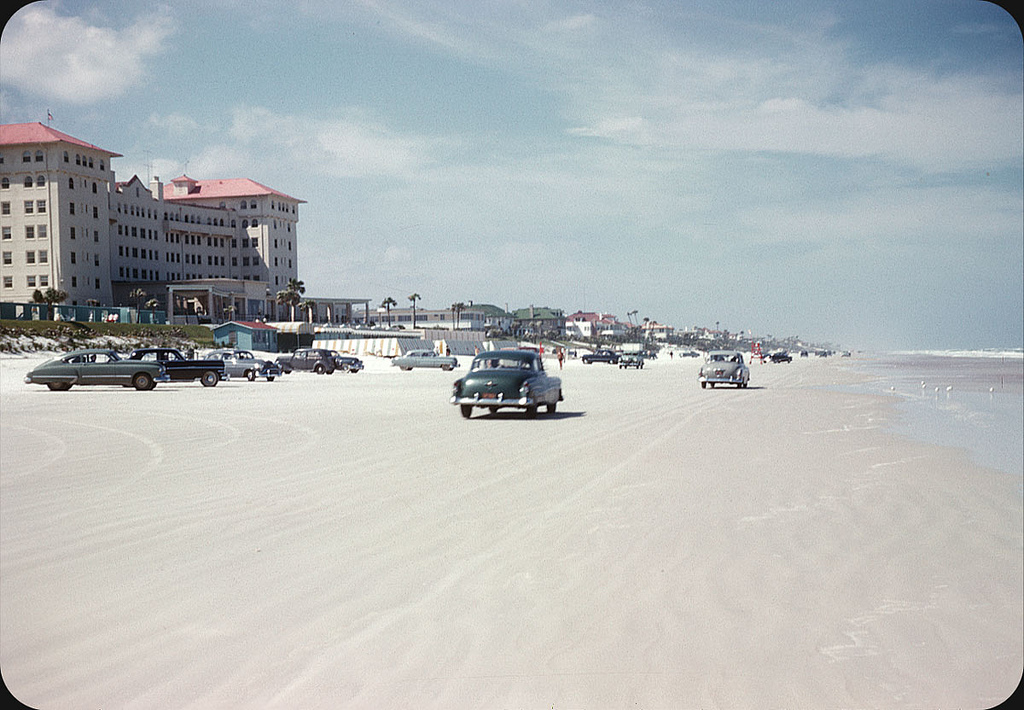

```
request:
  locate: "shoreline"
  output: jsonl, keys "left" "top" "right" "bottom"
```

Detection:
{"left": 836, "top": 351, "right": 1023, "bottom": 478}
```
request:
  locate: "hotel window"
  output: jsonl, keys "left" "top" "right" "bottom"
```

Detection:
{"left": 23, "top": 176, "right": 32, "bottom": 188}
{"left": 38, "top": 225, "right": 46, "bottom": 239}
{"left": 2, "top": 252, "right": 10, "bottom": 265}
{"left": 35, "top": 151, "right": 43, "bottom": 162}
{"left": 63, "top": 151, "right": 69, "bottom": 162}
{"left": 25, "top": 226, "right": 34, "bottom": 239}
{"left": 22, "top": 151, "right": 30, "bottom": 163}
{"left": 36, "top": 200, "right": 46, "bottom": 213}
{"left": 68, "top": 177, "right": 74, "bottom": 189}
{"left": 1, "top": 178, "right": 8, "bottom": 189}
{"left": 2, "top": 276, "right": 11, "bottom": 289}
{"left": 26, "top": 276, "right": 35, "bottom": 288}
{"left": 24, "top": 200, "right": 33, "bottom": 214}
{"left": 39, "top": 275, "right": 48, "bottom": 287}
{"left": 36, "top": 175, "right": 45, "bottom": 187}
{"left": 25, "top": 251, "right": 35, "bottom": 264}
{"left": 70, "top": 252, "right": 76, "bottom": 264}
{"left": 1, "top": 202, "right": 8, "bottom": 215}
{"left": 5, "top": 227, "right": 14, "bottom": 240}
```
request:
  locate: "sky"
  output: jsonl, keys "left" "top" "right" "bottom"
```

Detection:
{"left": 1, "top": 0, "right": 1021, "bottom": 351}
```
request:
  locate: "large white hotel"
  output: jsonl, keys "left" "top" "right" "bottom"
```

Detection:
{"left": 0, "top": 121, "right": 362, "bottom": 323}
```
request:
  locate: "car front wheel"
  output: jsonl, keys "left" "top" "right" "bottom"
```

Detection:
{"left": 246, "top": 370, "right": 256, "bottom": 381}
{"left": 133, "top": 372, "right": 155, "bottom": 391}
{"left": 460, "top": 405, "right": 473, "bottom": 418}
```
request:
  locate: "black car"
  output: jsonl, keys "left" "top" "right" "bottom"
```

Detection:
{"left": 126, "top": 347, "right": 227, "bottom": 386}
{"left": 328, "top": 351, "right": 364, "bottom": 373}
{"left": 768, "top": 351, "right": 793, "bottom": 363}
{"left": 276, "top": 348, "right": 336, "bottom": 374}
{"left": 582, "top": 349, "right": 620, "bottom": 364}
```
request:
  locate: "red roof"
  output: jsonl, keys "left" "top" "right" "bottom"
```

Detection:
{"left": 225, "top": 320, "right": 277, "bottom": 330}
{"left": 0, "top": 122, "right": 122, "bottom": 156}
{"left": 163, "top": 175, "right": 304, "bottom": 204}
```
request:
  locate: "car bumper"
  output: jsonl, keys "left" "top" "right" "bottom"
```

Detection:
{"left": 451, "top": 394, "right": 537, "bottom": 408}
{"left": 699, "top": 374, "right": 747, "bottom": 384}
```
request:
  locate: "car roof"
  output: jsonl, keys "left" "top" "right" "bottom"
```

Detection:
{"left": 473, "top": 349, "right": 537, "bottom": 360}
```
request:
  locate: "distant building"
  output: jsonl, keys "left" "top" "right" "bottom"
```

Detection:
{"left": 564, "top": 310, "right": 627, "bottom": 338}
{"left": 511, "top": 306, "right": 565, "bottom": 337}
{"left": 0, "top": 122, "right": 121, "bottom": 304}
{"left": 379, "top": 305, "right": 486, "bottom": 331}
{"left": 212, "top": 320, "right": 278, "bottom": 351}
{"left": 0, "top": 121, "right": 358, "bottom": 323}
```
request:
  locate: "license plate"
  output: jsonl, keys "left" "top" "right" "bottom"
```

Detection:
{"left": 480, "top": 392, "right": 498, "bottom": 399}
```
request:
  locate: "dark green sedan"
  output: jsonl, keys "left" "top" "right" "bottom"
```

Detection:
{"left": 24, "top": 349, "right": 170, "bottom": 391}
{"left": 451, "top": 350, "right": 562, "bottom": 418}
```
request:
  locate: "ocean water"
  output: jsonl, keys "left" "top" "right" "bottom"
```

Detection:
{"left": 845, "top": 350, "right": 1023, "bottom": 478}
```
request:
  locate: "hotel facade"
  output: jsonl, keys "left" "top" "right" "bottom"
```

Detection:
{"left": 0, "top": 122, "right": 321, "bottom": 322}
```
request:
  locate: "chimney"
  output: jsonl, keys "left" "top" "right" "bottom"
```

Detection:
{"left": 149, "top": 176, "right": 163, "bottom": 201}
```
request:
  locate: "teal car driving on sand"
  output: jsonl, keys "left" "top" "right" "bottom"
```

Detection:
{"left": 451, "top": 350, "right": 562, "bottom": 418}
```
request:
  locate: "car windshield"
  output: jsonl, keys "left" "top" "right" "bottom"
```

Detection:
{"left": 66, "top": 351, "right": 120, "bottom": 364}
{"left": 471, "top": 356, "right": 536, "bottom": 372}
{"left": 710, "top": 353, "right": 741, "bottom": 363}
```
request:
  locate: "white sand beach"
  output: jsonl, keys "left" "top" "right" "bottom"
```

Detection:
{"left": 1, "top": 352, "right": 1021, "bottom": 709}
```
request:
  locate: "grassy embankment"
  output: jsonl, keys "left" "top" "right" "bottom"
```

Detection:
{"left": 0, "top": 319, "right": 215, "bottom": 353}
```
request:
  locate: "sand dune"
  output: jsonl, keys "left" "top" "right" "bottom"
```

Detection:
{"left": 1, "top": 353, "right": 1020, "bottom": 708}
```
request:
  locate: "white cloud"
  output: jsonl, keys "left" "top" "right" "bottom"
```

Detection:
{"left": 226, "top": 105, "right": 431, "bottom": 178}
{"left": 0, "top": 4, "right": 175, "bottom": 104}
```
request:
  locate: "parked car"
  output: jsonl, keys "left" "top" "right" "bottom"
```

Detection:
{"left": 24, "top": 349, "right": 170, "bottom": 391}
{"left": 276, "top": 348, "right": 337, "bottom": 374}
{"left": 582, "top": 349, "right": 620, "bottom": 364}
{"left": 207, "top": 349, "right": 281, "bottom": 381}
{"left": 392, "top": 349, "right": 459, "bottom": 371}
{"left": 329, "top": 351, "right": 364, "bottom": 373}
{"left": 619, "top": 353, "right": 645, "bottom": 369}
{"left": 699, "top": 351, "right": 750, "bottom": 389}
{"left": 768, "top": 351, "right": 793, "bottom": 363}
{"left": 451, "top": 350, "right": 562, "bottom": 418}
{"left": 126, "top": 347, "right": 227, "bottom": 387}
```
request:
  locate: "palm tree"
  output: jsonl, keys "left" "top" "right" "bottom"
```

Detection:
{"left": 129, "top": 287, "right": 147, "bottom": 311}
{"left": 33, "top": 287, "right": 68, "bottom": 321}
{"left": 277, "top": 286, "right": 301, "bottom": 321}
{"left": 286, "top": 278, "right": 305, "bottom": 298}
{"left": 450, "top": 301, "right": 466, "bottom": 331}
{"left": 407, "top": 293, "right": 421, "bottom": 328}
{"left": 299, "top": 299, "right": 317, "bottom": 323}
{"left": 380, "top": 296, "right": 397, "bottom": 327}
